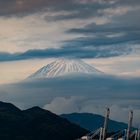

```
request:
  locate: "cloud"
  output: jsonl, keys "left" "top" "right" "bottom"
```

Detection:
{"left": 43, "top": 96, "right": 140, "bottom": 127}
{"left": 0, "top": 14, "right": 86, "bottom": 53}
{"left": 63, "top": 34, "right": 140, "bottom": 47}
{"left": 0, "top": 0, "right": 62, "bottom": 16}
{"left": 1, "top": 0, "right": 139, "bottom": 22}
{"left": 0, "top": 0, "right": 115, "bottom": 17}
{"left": 0, "top": 74, "right": 139, "bottom": 126}
{"left": 0, "top": 0, "right": 140, "bottom": 58}
{"left": 67, "top": 18, "right": 140, "bottom": 38}
{"left": 65, "top": 11, "right": 140, "bottom": 54}
{"left": 44, "top": 96, "right": 85, "bottom": 114}
{"left": 0, "top": 43, "right": 135, "bottom": 62}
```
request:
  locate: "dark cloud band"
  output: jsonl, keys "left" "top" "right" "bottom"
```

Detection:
{"left": 0, "top": 44, "right": 132, "bottom": 62}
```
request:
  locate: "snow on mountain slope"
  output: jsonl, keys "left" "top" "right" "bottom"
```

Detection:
{"left": 28, "top": 58, "right": 103, "bottom": 79}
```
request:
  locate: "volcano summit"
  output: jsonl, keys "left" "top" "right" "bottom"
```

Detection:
{"left": 28, "top": 59, "right": 103, "bottom": 79}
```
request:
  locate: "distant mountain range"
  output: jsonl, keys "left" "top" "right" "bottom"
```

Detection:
{"left": 61, "top": 113, "right": 128, "bottom": 132}
{"left": 0, "top": 101, "right": 88, "bottom": 140}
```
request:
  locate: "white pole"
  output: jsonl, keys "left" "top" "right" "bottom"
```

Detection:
{"left": 99, "top": 127, "right": 103, "bottom": 140}
{"left": 138, "top": 129, "right": 140, "bottom": 140}
{"left": 126, "top": 110, "right": 133, "bottom": 140}
{"left": 134, "top": 130, "right": 138, "bottom": 140}
{"left": 102, "top": 108, "right": 110, "bottom": 140}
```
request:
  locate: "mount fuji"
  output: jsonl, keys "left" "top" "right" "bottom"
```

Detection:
{"left": 28, "top": 58, "right": 103, "bottom": 79}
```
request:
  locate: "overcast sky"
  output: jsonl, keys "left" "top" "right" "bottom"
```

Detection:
{"left": 0, "top": 0, "right": 140, "bottom": 84}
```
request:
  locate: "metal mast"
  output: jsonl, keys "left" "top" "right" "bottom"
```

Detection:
{"left": 126, "top": 110, "right": 133, "bottom": 140}
{"left": 102, "top": 108, "right": 110, "bottom": 140}
{"left": 137, "top": 128, "right": 140, "bottom": 140}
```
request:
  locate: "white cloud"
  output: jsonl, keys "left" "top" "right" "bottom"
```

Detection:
{"left": 43, "top": 96, "right": 85, "bottom": 114}
{"left": 91, "top": 16, "right": 110, "bottom": 25}
{"left": 75, "top": 0, "right": 117, "bottom": 4}
{"left": 0, "top": 13, "right": 86, "bottom": 53}
{"left": 98, "top": 5, "right": 140, "bottom": 17}
{"left": 106, "top": 32, "right": 125, "bottom": 38}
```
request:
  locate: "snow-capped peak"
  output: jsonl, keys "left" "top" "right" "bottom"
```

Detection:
{"left": 28, "top": 58, "right": 103, "bottom": 79}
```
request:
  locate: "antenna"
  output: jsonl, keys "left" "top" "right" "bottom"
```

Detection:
{"left": 137, "top": 127, "right": 140, "bottom": 140}
{"left": 126, "top": 110, "right": 133, "bottom": 140}
{"left": 102, "top": 108, "right": 110, "bottom": 140}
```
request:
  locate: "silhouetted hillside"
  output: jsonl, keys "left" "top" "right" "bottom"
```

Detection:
{"left": 0, "top": 101, "right": 88, "bottom": 140}
{"left": 61, "top": 113, "right": 128, "bottom": 132}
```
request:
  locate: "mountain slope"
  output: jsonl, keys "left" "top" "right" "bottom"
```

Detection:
{"left": 28, "top": 58, "right": 103, "bottom": 79}
{"left": 0, "top": 101, "right": 88, "bottom": 140}
{"left": 61, "top": 113, "right": 128, "bottom": 132}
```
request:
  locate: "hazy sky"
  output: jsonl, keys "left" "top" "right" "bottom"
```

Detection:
{"left": 0, "top": 0, "right": 140, "bottom": 84}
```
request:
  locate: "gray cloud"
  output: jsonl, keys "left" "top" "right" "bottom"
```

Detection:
{"left": 67, "top": 22, "right": 140, "bottom": 35}
{"left": 0, "top": 0, "right": 116, "bottom": 16}
{"left": 1, "top": 26, "right": 140, "bottom": 61}
{"left": 0, "top": 43, "right": 134, "bottom": 62}
{"left": 0, "top": 0, "right": 68, "bottom": 16}
{"left": 0, "top": 0, "right": 140, "bottom": 17}
{"left": 0, "top": 74, "right": 140, "bottom": 126}
{"left": 0, "top": 0, "right": 140, "bottom": 60}
{"left": 64, "top": 5, "right": 140, "bottom": 54}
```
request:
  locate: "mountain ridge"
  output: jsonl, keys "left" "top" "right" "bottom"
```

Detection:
{"left": 0, "top": 101, "right": 88, "bottom": 140}
{"left": 61, "top": 113, "right": 128, "bottom": 132}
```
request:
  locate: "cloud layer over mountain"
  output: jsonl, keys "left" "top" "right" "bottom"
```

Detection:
{"left": 0, "top": 74, "right": 140, "bottom": 127}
